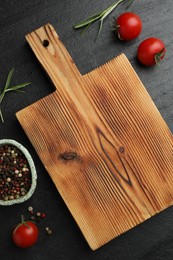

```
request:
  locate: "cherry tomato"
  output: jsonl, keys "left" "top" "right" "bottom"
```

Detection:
{"left": 137, "top": 37, "right": 166, "bottom": 66}
{"left": 116, "top": 12, "right": 142, "bottom": 41}
{"left": 12, "top": 215, "right": 38, "bottom": 248}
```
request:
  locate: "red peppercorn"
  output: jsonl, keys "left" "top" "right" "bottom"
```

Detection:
{"left": 41, "top": 213, "right": 46, "bottom": 219}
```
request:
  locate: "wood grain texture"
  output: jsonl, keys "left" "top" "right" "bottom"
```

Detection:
{"left": 16, "top": 24, "right": 173, "bottom": 250}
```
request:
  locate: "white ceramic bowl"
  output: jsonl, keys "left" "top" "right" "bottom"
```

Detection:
{"left": 0, "top": 139, "right": 37, "bottom": 206}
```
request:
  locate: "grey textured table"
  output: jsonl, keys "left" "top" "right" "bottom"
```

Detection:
{"left": 0, "top": 0, "right": 173, "bottom": 259}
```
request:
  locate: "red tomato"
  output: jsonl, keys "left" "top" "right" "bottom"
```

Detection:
{"left": 137, "top": 37, "right": 166, "bottom": 66}
{"left": 12, "top": 216, "right": 38, "bottom": 248}
{"left": 116, "top": 12, "right": 142, "bottom": 41}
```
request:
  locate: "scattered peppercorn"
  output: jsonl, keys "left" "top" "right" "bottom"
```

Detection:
{"left": 41, "top": 213, "right": 46, "bottom": 219}
{"left": 30, "top": 215, "right": 35, "bottom": 221}
{"left": 0, "top": 144, "right": 32, "bottom": 201}
{"left": 17, "top": 207, "right": 52, "bottom": 238}
{"left": 28, "top": 207, "right": 46, "bottom": 223}
{"left": 45, "top": 227, "right": 53, "bottom": 235}
{"left": 36, "top": 212, "right": 41, "bottom": 217}
{"left": 28, "top": 206, "right": 33, "bottom": 212}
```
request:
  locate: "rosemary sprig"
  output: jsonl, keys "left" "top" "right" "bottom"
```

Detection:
{"left": 74, "top": 0, "right": 135, "bottom": 38}
{"left": 0, "top": 68, "right": 30, "bottom": 123}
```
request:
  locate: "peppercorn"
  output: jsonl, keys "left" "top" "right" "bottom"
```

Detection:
{"left": 30, "top": 215, "right": 35, "bottom": 220}
{"left": 28, "top": 206, "right": 33, "bottom": 212}
{"left": 36, "top": 212, "right": 41, "bottom": 217}
{"left": 0, "top": 144, "right": 32, "bottom": 201}
{"left": 45, "top": 227, "right": 53, "bottom": 235}
{"left": 41, "top": 213, "right": 46, "bottom": 219}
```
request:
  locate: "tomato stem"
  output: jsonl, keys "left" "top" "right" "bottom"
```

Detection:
{"left": 20, "top": 215, "right": 30, "bottom": 228}
{"left": 154, "top": 47, "right": 166, "bottom": 65}
{"left": 21, "top": 215, "right": 25, "bottom": 223}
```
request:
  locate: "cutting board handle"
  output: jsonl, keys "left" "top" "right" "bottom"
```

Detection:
{"left": 26, "top": 24, "right": 81, "bottom": 91}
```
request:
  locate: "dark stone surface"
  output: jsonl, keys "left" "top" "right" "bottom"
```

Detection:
{"left": 0, "top": 0, "right": 173, "bottom": 259}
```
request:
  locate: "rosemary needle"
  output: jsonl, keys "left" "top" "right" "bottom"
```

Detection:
{"left": 74, "top": 0, "right": 135, "bottom": 38}
{"left": 126, "top": 0, "right": 135, "bottom": 8}
{"left": 0, "top": 68, "right": 30, "bottom": 123}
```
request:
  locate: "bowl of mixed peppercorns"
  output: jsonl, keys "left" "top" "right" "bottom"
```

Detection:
{"left": 0, "top": 139, "right": 37, "bottom": 206}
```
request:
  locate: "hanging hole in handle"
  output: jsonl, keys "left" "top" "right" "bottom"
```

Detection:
{"left": 42, "top": 39, "right": 49, "bottom": 47}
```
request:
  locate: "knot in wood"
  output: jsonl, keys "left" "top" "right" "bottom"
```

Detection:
{"left": 60, "top": 151, "right": 77, "bottom": 161}
{"left": 119, "top": 146, "right": 125, "bottom": 153}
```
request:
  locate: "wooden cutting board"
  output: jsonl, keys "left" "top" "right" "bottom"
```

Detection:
{"left": 16, "top": 24, "right": 173, "bottom": 250}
